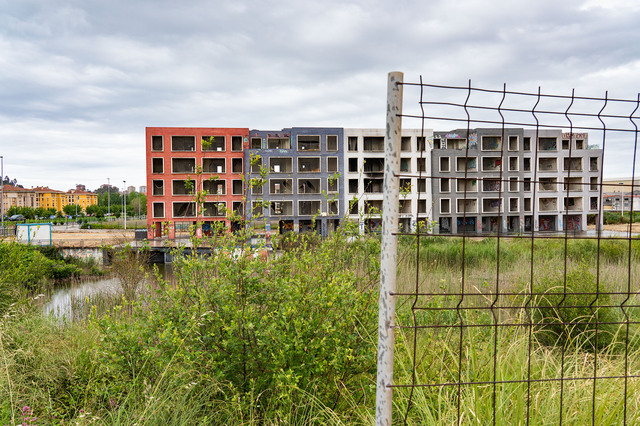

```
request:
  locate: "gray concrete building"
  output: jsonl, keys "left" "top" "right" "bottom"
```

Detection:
{"left": 430, "top": 128, "right": 603, "bottom": 234}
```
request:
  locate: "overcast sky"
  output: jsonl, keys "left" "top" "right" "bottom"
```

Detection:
{"left": 1, "top": 0, "right": 640, "bottom": 191}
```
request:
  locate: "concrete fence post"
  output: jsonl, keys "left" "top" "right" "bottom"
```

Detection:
{"left": 375, "top": 71, "right": 403, "bottom": 425}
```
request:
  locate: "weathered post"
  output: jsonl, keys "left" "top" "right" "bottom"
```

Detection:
{"left": 375, "top": 71, "right": 403, "bottom": 425}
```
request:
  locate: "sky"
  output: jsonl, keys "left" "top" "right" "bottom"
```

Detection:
{"left": 1, "top": 0, "right": 640, "bottom": 191}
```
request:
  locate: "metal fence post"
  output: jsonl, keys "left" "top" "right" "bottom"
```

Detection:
{"left": 376, "top": 71, "right": 403, "bottom": 425}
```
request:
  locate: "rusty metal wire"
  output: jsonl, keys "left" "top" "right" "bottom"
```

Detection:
{"left": 389, "top": 79, "right": 640, "bottom": 425}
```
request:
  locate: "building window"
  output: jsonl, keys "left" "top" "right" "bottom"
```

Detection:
{"left": 268, "top": 137, "right": 290, "bottom": 149}
{"left": 440, "top": 199, "right": 451, "bottom": 214}
{"left": 576, "top": 140, "right": 584, "bottom": 149}
{"left": 457, "top": 157, "right": 478, "bottom": 172}
{"left": 151, "top": 136, "right": 163, "bottom": 151}
{"left": 232, "top": 180, "right": 244, "bottom": 195}
{"left": 348, "top": 136, "right": 358, "bottom": 151}
{"left": 509, "top": 198, "right": 519, "bottom": 212}
{"left": 171, "top": 136, "right": 195, "bottom": 151}
{"left": 173, "top": 202, "right": 196, "bottom": 217}
{"left": 202, "top": 136, "right": 225, "bottom": 151}
{"left": 508, "top": 157, "right": 518, "bottom": 171}
{"left": 509, "top": 177, "right": 518, "bottom": 192}
{"left": 328, "top": 200, "right": 339, "bottom": 215}
{"left": 152, "top": 158, "right": 164, "bottom": 174}
{"left": 271, "top": 201, "right": 293, "bottom": 216}
{"left": 251, "top": 137, "right": 262, "bottom": 149}
{"left": 203, "top": 202, "right": 226, "bottom": 217}
{"left": 400, "top": 158, "right": 410, "bottom": 172}
{"left": 508, "top": 136, "right": 518, "bottom": 151}
{"left": 524, "top": 198, "right": 532, "bottom": 212}
{"left": 440, "top": 157, "right": 450, "bottom": 172}
{"left": 364, "top": 136, "right": 384, "bottom": 152}
{"left": 523, "top": 157, "right": 531, "bottom": 171}
{"left": 481, "top": 136, "right": 501, "bottom": 151}
{"left": 298, "top": 178, "right": 321, "bottom": 194}
{"left": 590, "top": 157, "right": 599, "bottom": 171}
{"left": 348, "top": 179, "right": 358, "bottom": 193}
{"left": 270, "top": 157, "right": 293, "bottom": 173}
{"left": 202, "top": 158, "right": 225, "bottom": 174}
{"left": 327, "top": 157, "right": 338, "bottom": 173}
{"left": 231, "top": 136, "right": 243, "bottom": 151}
{"left": 327, "top": 178, "right": 338, "bottom": 193}
{"left": 523, "top": 137, "right": 531, "bottom": 151}
{"left": 539, "top": 137, "right": 557, "bottom": 151}
{"left": 152, "top": 202, "right": 164, "bottom": 218}
{"left": 327, "top": 135, "right": 338, "bottom": 151}
{"left": 270, "top": 178, "right": 293, "bottom": 194}
{"left": 456, "top": 178, "right": 477, "bottom": 193}
{"left": 401, "top": 137, "right": 411, "bottom": 152}
{"left": 203, "top": 180, "right": 226, "bottom": 195}
{"left": 298, "top": 157, "right": 320, "bottom": 173}
{"left": 152, "top": 180, "right": 164, "bottom": 196}
{"left": 297, "top": 135, "right": 320, "bottom": 151}
{"left": 440, "top": 178, "right": 450, "bottom": 193}
{"left": 232, "top": 158, "right": 243, "bottom": 173}
{"left": 590, "top": 177, "right": 598, "bottom": 191}
{"left": 172, "top": 180, "right": 192, "bottom": 195}
{"left": 299, "top": 200, "right": 321, "bottom": 216}
{"left": 564, "top": 158, "right": 582, "bottom": 172}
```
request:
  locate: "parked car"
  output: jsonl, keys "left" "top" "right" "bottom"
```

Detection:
{"left": 8, "top": 214, "right": 24, "bottom": 221}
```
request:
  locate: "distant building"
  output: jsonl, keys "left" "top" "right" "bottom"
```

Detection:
{"left": 139, "top": 186, "right": 147, "bottom": 194}
{"left": 2, "top": 185, "right": 36, "bottom": 212}
{"left": 33, "top": 186, "right": 97, "bottom": 213}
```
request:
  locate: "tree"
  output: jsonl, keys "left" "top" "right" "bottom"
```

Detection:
{"left": 63, "top": 204, "right": 77, "bottom": 216}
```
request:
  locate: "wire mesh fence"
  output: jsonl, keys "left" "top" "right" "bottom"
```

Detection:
{"left": 376, "top": 73, "right": 640, "bottom": 424}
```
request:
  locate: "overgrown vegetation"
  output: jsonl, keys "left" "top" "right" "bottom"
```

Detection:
{"left": 1, "top": 233, "right": 639, "bottom": 423}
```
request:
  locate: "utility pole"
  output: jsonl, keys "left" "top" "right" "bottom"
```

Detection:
{"left": 123, "top": 180, "right": 127, "bottom": 230}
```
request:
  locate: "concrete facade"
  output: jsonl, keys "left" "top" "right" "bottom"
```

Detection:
{"left": 430, "top": 128, "right": 603, "bottom": 234}
{"left": 343, "top": 128, "right": 433, "bottom": 233}
{"left": 245, "top": 127, "right": 344, "bottom": 236}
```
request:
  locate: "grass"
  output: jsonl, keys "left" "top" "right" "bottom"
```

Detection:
{"left": 0, "top": 233, "right": 639, "bottom": 424}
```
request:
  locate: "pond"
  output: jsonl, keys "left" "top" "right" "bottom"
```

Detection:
{"left": 43, "top": 264, "right": 174, "bottom": 320}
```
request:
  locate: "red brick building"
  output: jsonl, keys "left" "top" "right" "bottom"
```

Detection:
{"left": 146, "top": 127, "right": 249, "bottom": 239}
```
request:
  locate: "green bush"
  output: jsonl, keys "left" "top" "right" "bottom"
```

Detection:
{"left": 532, "top": 263, "right": 621, "bottom": 351}
{"left": 93, "top": 229, "right": 379, "bottom": 420}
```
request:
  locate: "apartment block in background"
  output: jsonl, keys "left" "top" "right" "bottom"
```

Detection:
{"left": 245, "top": 127, "right": 344, "bottom": 236}
{"left": 343, "top": 128, "right": 433, "bottom": 233}
{"left": 146, "top": 127, "right": 249, "bottom": 239}
{"left": 430, "top": 128, "right": 603, "bottom": 234}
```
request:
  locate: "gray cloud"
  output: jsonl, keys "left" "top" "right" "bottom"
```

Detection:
{"left": 1, "top": 0, "right": 640, "bottom": 190}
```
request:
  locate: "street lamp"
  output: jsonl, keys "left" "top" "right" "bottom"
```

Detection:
{"left": 123, "top": 180, "right": 127, "bottom": 230}
{"left": 107, "top": 177, "right": 111, "bottom": 220}
{"left": 620, "top": 182, "right": 625, "bottom": 220}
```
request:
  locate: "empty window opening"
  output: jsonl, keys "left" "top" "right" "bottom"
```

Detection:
{"left": 564, "top": 177, "right": 582, "bottom": 191}
{"left": 202, "top": 136, "right": 225, "bottom": 151}
{"left": 440, "top": 199, "right": 451, "bottom": 214}
{"left": 327, "top": 157, "right": 338, "bottom": 173}
{"left": 539, "top": 137, "right": 557, "bottom": 151}
{"left": 152, "top": 202, "right": 164, "bottom": 218}
{"left": 232, "top": 136, "right": 243, "bottom": 151}
{"left": 457, "top": 199, "right": 478, "bottom": 214}
{"left": 348, "top": 158, "right": 358, "bottom": 173}
{"left": 457, "top": 178, "right": 477, "bottom": 192}
{"left": 576, "top": 140, "right": 584, "bottom": 149}
{"left": 270, "top": 179, "right": 293, "bottom": 194}
{"left": 152, "top": 180, "right": 164, "bottom": 196}
{"left": 203, "top": 180, "right": 226, "bottom": 195}
{"left": 538, "top": 158, "right": 557, "bottom": 172}
{"left": 401, "top": 137, "right": 411, "bottom": 152}
{"left": 482, "top": 198, "right": 502, "bottom": 213}
{"left": 440, "top": 157, "right": 450, "bottom": 172}
{"left": 364, "top": 178, "right": 384, "bottom": 193}
{"left": 590, "top": 177, "right": 598, "bottom": 191}
{"left": 328, "top": 200, "right": 339, "bottom": 215}
{"left": 348, "top": 179, "right": 358, "bottom": 193}
{"left": 348, "top": 136, "right": 358, "bottom": 151}
{"left": 298, "top": 157, "right": 320, "bottom": 173}
{"left": 440, "top": 178, "right": 450, "bottom": 192}
{"left": 173, "top": 158, "right": 196, "bottom": 173}
{"left": 457, "top": 157, "right": 477, "bottom": 172}
{"left": 270, "top": 157, "right": 293, "bottom": 173}
{"left": 509, "top": 198, "right": 518, "bottom": 212}
{"left": 483, "top": 178, "right": 501, "bottom": 192}
{"left": 508, "top": 157, "right": 518, "bottom": 171}
{"left": 327, "top": 135, "right": 338, "bottom": 151}
{"left": 251, "top": 138, "right": 262, "bottom": 149}
{"left": 232, "top": 158, "right": 243, "bottom": 173}
{"left": 172, "top": 136, "right": 195, "bottom": 151}
{"left": 151, "top": 136, "right": 163, "bottom": 151}
{"left": 152, "top": 158, "right": 164, "bottom": 174}
{"left": 173, "top": 202, "right": 196, "bottom": 217}
{"left": 364, "top": 158, "right": 385, "bottom": 174}
{"left": 232, "top": 180, "right": 243, "bottom": 195}
{"left": 523, "top": 137, "right": 531, "bottom": 151}
{"left": 298, "top": 178, "right": 321, "bottom": 194}
{"left": 203, "top": 202, "right": 226, "bottom": 217}
{"left": 400, "top": 158, "right": 410, "bottom": 172}
{"left": 364, "top": 136, "right": 384, "bottom": 152}
{"left": 564, "top": 158, "right": 582, "bottom": 171}
{"left": 539, "top": 177, "right": 557, "bottom": 191}
{"left": 268, "top": 137, "right": 291, "bottom": 149}
{"left": 298, "top": 135, "right": 320, "bottom": 151}
{"left": 481, "top": 136, "right": 501, "bottom": 151}
{"left": 172, "top": 180, "right": 193, "bottom": 195}
{"left": 482, "top": 157, "right": 501, "bottom": 171}
{"left": 271, "top": 201, "right": 293, "bottom": 216}
{"left": 299, "top": 200, "right": 321, "bottom": 215}
{"left": 250, "top": 156, "right": 263, "bottom": 173}
{"left": 508, "top": 136, "right": 518, "bottom": 151}
{"left": 202, "top": 158, "right": 225, "bottom": 173}
{"left": 590, "top": 157, "right": 599, "bottom": 171}
{"left": 523, "top": 157, "right": 531, "bottom": 171}
{"left": 327, "top": 178, "right": 338, "bottom": 193}
{"left": 539, "top": 198, "right": 558, "bottom": 212}
{"left": 509, "top": 177, "right": 518, "bottom": 192}
{"left": 417, "top": 137, "right": 426, "bottom": 151}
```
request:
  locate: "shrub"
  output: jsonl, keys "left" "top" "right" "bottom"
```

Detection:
{"left": 532, "top": 263, "right": 621, "bottom": 351}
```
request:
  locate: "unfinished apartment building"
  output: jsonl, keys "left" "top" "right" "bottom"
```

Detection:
{"left": 430, "top": 128, "right": 603, "bottom": 234}
{"left": 245, "top": 127, "right": 344, "bottom": 236}
{"left": 343, "top": 128, "right": 432, "bottom": 233}
{"left": 146, "top": 127, "right": 248, "bottom": 239}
